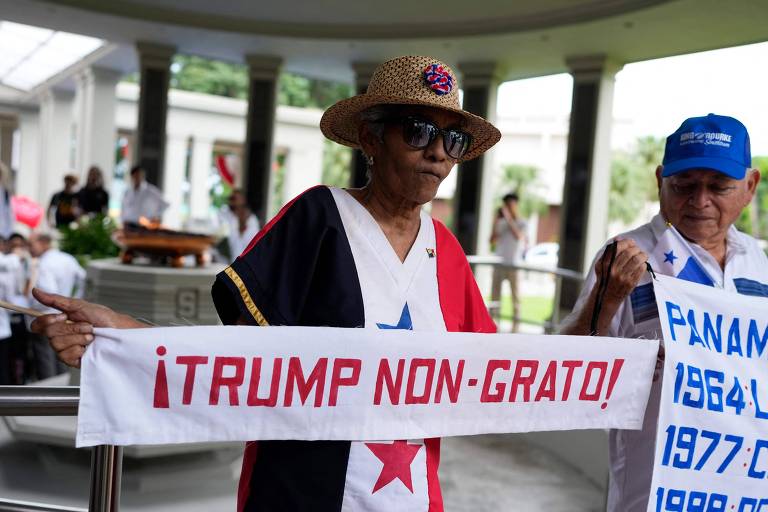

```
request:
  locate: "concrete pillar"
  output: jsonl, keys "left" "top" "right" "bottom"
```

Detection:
{"left": 243, "top": 55, "right": 282, "bottom": 224}
{"left": 557, "top": 55, "right": 622, "bottom": 313}
{"left": 135, "top": 42, "right": 175, "bottom": 188}
{"left": 349, "top": 61, "right": 379, "bottom": 188}
{"left": 0, "top": 116, "right": 16, "bottom": 170}
{"left": 281, "top": 133, "right": 324, "bottom": 206}
{"left": 189, "top": 136, "right": 213, "bottom": 220}
{"left": 162, "top": 134, "right": 188, "bottom": 229}
{"left": 16, "top": 110, "right": 40, "bottom": 201}
{"left": 74, "top": 66, "right": 121, "bottom": 187}
{"left": 454, "top": 61, "right": 499, "bottom": 254}
{"left": 38, "top": 88, "right": 75, "bottom": 210}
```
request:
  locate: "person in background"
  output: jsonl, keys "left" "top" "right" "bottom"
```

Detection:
{"left": 0, "top": 162, "right": 15, "bottom": 239}
{"left": 489, "top": 192, "right": 527, "bottom": 331}
{"left": 120, "top": 165, "right": 168, "bottom": 225}
{"left": 78, "top": 166, "right": 109, "bottom": 216}
{"left": 27, "top": 233, "right": 85, "bottom": 379}
{"left": 49, "top": 174, "right": 80, "bottom": 228}
{"left": 224, "top": 189, "right": 260, "bottom": 260}
{"left": 6, "top": 233, "right": 31, "bottom": 383}
{"left": 0, "top": 237, "right": 19, "bottom": 384}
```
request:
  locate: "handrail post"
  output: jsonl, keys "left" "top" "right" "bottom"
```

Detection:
{"left": 88, "top": 445, "right": 122, "bottom": 512}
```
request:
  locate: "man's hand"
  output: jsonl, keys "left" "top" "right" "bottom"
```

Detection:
{"left": 559, "top": 238, "right": 648, "bottom": 336}
{"left": 29, "top": 289, "right": 146, "bottom": 368}
{"left": 597, "top": 238, "right": 648, "bottom": 304}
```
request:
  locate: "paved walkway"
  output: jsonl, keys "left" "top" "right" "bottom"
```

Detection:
{"left": 0, "top": 422, "right": 603, "bottom": 511}
{"left": 441, "top": 435, "right": 604, "bottom": 511}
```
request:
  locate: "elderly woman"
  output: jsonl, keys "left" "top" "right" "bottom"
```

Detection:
{"left": 31, "top": 56, "right": 501, "bottom": 512}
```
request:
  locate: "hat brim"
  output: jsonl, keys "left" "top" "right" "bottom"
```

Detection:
{"left": 320, "top": 94, "right": 501, "bottom": 162}
{"left": 662, "top": 156, "right": 747, "bottom": 179}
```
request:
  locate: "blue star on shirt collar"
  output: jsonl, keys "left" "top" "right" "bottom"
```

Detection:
{"left": 376, "top": 303, "right": 413, "bottom": 330}
{"left": 663, "top": 250, "right": 678, "bottom": 264}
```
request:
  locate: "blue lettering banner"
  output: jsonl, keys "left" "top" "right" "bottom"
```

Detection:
{"left": 650, "top": 274, "right": 768, "bottom": 511}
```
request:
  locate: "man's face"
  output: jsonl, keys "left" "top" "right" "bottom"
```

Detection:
{"left": 29, "top": 236, "right": 46, "bottom": 257}
{"left": 228, "top": 191, "right": 245, "bottom": 210}
{"left": 130, "top": 170, "right": 144, "bottom": 188}
{"left": 658, "top": 167, "right": 760, "bottom": 245}
{"left": 9, "top": 237, "right": 25, "bottom": 253}
{"left": 504, "top": 198, "right": 519, "bottom": 215}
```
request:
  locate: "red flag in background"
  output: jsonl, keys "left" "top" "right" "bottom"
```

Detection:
{"left": 216, "top": 155, "right": 234, "bottom": 186}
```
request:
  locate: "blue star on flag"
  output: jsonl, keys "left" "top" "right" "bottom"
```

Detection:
{"left": 376, "top": 303, "right": 413, "bottom": 330}
{"left": 663, "top": 250, "right": 678, "bottom": 265}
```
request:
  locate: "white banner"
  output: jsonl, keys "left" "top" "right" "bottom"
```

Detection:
{"left": 649, "top": 274, "right": 768, "bottom": 511}
{"left": 76, "top": 326, "right": 658, "bottom": 447}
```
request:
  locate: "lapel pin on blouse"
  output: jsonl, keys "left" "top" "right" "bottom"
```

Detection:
{"left": 426, "top": 248, "right": 435, "bottom": 258}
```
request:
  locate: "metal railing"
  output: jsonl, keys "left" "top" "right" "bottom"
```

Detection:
{"left": 466, "top": 255, "right": 584, "bottom": 333}
{"left": 0, "top": 386, "right": 121, "bottom": 512}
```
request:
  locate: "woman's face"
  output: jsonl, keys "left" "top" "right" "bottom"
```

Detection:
{"left": 364, "top": 106, "right": 464, "bottom": 206}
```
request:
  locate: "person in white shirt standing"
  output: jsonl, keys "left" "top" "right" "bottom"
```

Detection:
{"left": 490, "top": 192, "right": 527, "bottom": 331}
{"left": 120, "top": 165, "right": 169, "bottom": 225}
{"left": 0, "top": 162, "right": 15, "bottom": 239}
{"left": 560, "top": 114, "right": 766, "bottom": 512}
{"left": 0, "top": 238, "right": 20, "bottom": 384}
{"left": 221, "top": 189, "right": 260, "bottom": 260}
{"left": 27, "top": 233, "right": 86, "bottom": 379}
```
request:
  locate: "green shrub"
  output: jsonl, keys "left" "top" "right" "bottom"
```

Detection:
{"left": 58, "top": 215, "right": 120, "bottom": 267}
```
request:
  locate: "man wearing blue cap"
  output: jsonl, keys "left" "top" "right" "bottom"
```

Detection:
{"left": 561, "top": 114, "right": 766, "bottom": 512}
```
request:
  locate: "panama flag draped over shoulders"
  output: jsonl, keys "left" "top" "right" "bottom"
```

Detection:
{"left": 629, "top": 220, "right": 716, "bottom": 327}
{"left": 648, "top": 221, "right": 715, "bottom": 286}
{"left": 211, "top": 186, "right": 494, "bottom": 512}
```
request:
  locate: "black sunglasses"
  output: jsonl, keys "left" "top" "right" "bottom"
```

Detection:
{"left": 387, "top": 116, "right": 472, "bottom": 160}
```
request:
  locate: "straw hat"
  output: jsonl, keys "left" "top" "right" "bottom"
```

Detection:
{"left": 320, "top": 55, "right": 501, "bottom": 162}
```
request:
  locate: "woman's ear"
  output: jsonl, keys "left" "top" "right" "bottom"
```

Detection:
{"left": 358, "top": 122, "right": 380, "bottom": 158}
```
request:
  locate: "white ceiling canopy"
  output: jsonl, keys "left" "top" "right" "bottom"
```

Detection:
{"left": 0, "top": 20, "right": 103, "bottom": 91}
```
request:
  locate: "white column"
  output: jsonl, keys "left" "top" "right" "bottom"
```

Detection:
{"left": 74, "top": 66, "right": 121, "bottom": 187}
{"left": 189, "top": 137, "right": 213, "bottom": 221}
{"left": 16, "top": 110, "right": 40, "bottom": 201}
{"left": 38, "top": 88, "right": 75, "bottom": 211}
{"left": 278, "top": 112, "right": 325, "bottom": 206}
{"left": 162, "top": 134, "right": 188, "bottom": 229}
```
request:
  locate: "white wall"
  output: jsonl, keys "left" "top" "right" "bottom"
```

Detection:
{"left": 115, "top": 83, "right": 325, "bottom": 228}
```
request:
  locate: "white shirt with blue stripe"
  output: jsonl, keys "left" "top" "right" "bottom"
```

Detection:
{"left": 564, "top": 213, "right": 768, "bottom": 512}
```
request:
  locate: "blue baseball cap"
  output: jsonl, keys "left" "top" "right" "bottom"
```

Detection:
{"left": 662, "top": 114, "right": 751, "bottom": 179}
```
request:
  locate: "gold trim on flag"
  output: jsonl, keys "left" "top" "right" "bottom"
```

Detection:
{"left": 224, "top": 266, "right": 269, "bottom": 326}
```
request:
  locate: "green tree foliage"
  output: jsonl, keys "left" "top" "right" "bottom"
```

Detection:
{"left": 168, "top": 55, "right": 354, "bottom": 109}
{"left": 609, "top": 136, "right": 664, "bottom": 224}
{"left": 321, "top": 140, "right": 352, "bottom": 188}
{"left": 743, "top": 155, "right": 768, "bottom": 241}
{"left": 171, "top": 55, "right": 248, "bottom": 98}
{"left": 497, "top": 164, "right": 548, "bottom": 218}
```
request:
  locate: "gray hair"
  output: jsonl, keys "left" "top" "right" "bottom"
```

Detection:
{"left": 358, "top": 105, "right": 403, "bottom": 180}
{"left": 358, "top": 105, "right": 399, "bottom": 142}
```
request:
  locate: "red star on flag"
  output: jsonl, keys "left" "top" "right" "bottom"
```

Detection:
{"left": 365, "top": 440, "right": 422, "bottom": 493}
